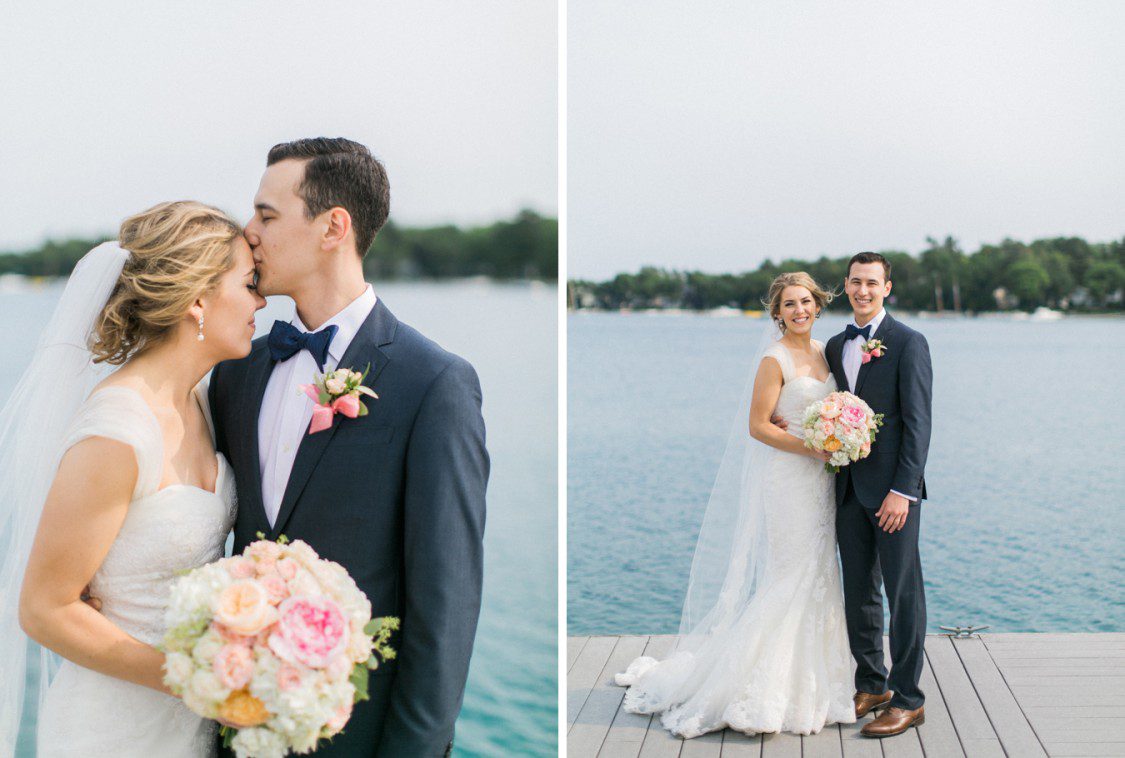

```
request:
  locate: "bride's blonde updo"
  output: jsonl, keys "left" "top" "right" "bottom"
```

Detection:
{"left": 762, "top": 271, "right": 834, "bottom": 332}
{"left": 90, "top": 201, "right": 242, "bottom": 365}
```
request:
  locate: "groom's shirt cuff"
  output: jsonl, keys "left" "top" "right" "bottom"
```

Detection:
{"left": 890, "top": 488, "right": 917, "bottom": 502}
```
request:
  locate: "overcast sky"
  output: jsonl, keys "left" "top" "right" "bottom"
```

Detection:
{"left": 0, "top": 1, "right": 556, "bottom": 250}
{"left": 569, "top": 0, "right": 1125, "bottom": 280}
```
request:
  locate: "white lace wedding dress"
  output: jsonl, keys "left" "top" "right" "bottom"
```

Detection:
{"left": 616, "top": 342, "right": 856, "bottom": 738}
{"left": 35, "top": 383, "right": 236, "bottom": 758}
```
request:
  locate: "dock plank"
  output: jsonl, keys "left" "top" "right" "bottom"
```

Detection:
{"left": 917, "top": 638, "right": 965, "bottom": 757}
{"left": 571, "top": 635, "right": 650, "bottom": 756}
{"left": 600, "top": 636, "right": 676, "bottom": 758}
{"left": 758, "top": 731, "right": 800, "bottom": 758}
{"left": 924, "top": 636, "right": 1005, "bottom": 757}
{"left": 839, "top": 716, "right": 881, "bottom": 758}
{"left": 678, "top": 728, "right": 722, "bottom": 758}
{"left": 801, "top": 724, "right": 842, "bottom": 758}
{"left": 570, "top": 636, "right": 590, "bottom": 672}
{"left": 638, "top": 716, "right": 683, "bottom": 758}
{"left": 634, "top": 638, "right": 685, "bottom": 758}
{"left": 1041, "top": 743, "right": 1125, "bottom": 757}
{"left": 984, "top": 633, "right": 1125, "bottom": 644}
{"left": 954, "top": 636, "right": 1046, "bottom": 756}
{"left": 719, "top": 729, "right": 762, "bottom": 757}
{"left": 569, "top": 636, "right": 618, "bottom": 729}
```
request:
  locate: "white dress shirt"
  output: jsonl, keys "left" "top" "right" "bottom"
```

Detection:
{"left": 258, "top": 285, "right": 378, "bottom": 526}
{"left": 842, "top": 307, "right": 886, "bottom": 393}
{"left": 842, "top": 307, "right": 915, "bottom": 502}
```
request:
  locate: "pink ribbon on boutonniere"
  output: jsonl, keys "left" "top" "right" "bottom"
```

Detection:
{"left": 301, "top": 386, "right": 362, "bottom": 434}
{"left": 298, "top": 363, "right": 378, "bottom": 434}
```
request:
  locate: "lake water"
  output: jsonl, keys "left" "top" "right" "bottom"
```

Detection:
{"left": 568, "top": 311, "right": 1125, "bottom": 636}
{"left": 7, "top": 280, "right": 557, "bottom": 757}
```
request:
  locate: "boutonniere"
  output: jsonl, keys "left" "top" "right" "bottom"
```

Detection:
{"left": 299, "top": 364, "right": 379, "bottom": 434}
{"left": 860, "top": 339, "right": 887, "bottom": 365}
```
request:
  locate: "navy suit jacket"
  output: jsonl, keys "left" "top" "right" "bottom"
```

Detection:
{"left": 825, "top": 312, "right": 932, "bottom": 509}
{"left": 209, "top": 298, "right": 489, "bottom": 757}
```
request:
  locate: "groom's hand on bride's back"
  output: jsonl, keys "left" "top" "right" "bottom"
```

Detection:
{"left": 770, "top": 413, "right": 788, "bottom": 431}
{"left": 79, "top": 584, "right": 101, "bottom": 612}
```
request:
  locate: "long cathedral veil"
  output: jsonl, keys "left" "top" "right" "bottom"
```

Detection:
{"left": 675, "top": 318, "right": 785, "bottom": 648}
{"left": 615, "top": 317, "right": 789, "bottom": 699}
{"left": 0, "top": 242, "right": 128, "bottom": 757}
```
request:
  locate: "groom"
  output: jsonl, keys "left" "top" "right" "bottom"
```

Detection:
{"left": 209, "top": 138, "right": 489, "bottom": 756}
{"left": 825, "top": 252, "right": 932, "bottom": 738}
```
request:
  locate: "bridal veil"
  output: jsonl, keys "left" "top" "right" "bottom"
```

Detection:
{"left": 0, "top": 242, "right": 128, "bottom": 756}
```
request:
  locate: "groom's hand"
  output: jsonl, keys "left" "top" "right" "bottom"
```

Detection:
{"left": 79, "top": 584, "right": 102, "bottom": 612}
{"left": 770, "top": 413, "right": 789, "bottom": 431}
{"left": 875, "top": 492, "right": 910, "bottom": 533}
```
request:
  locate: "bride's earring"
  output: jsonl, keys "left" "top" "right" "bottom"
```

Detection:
{"left": 197, "top": 315, "right": 205, "bottom": 342}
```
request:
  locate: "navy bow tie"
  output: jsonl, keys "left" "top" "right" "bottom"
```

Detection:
{"left": 844, "top": 323, "right": 871, "bottom": 342}
{"left": 267, "top": 320, "right": 339, "bottom": 371}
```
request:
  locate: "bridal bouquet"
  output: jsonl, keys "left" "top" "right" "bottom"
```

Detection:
{"left": 801, "top": 391, "right": 884, "bottom": 472}
{"left": 160, "top": 535, "right": 398, "bottom": 758}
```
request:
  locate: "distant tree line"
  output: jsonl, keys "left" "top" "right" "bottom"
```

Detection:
{"left": 0, "top": 209, "right": 557, "bottom": 282}
{"left": 569, "top": 236, "right": 1125, "bottom": 313}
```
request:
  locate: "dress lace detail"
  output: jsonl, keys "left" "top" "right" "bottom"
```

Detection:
{"left": 36, "top": 383, "right": 235, "bottom": 758}
{"left": 615, "top": 343, "right": 856, "bottom": 738}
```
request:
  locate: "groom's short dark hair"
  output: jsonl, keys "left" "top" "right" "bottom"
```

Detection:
{"left": 847, "top": 252, "right": 891, "bottom": 282}
{"left": 267, "top": 137, "right": 390, "bottom": 258}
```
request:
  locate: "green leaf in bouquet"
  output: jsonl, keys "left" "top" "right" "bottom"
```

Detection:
{"left": 255, "top": 531, "right": 266, "bottom": 540}
{"left": 357, "top": 402, "right": 369, "bottom": 417}
{"left": 364, "top": 616, "right": 398, "bottom": 636}
{"left": 366, "top": 653, "right": 379, "bottom": 671}
{"left": 166, "top": 615, "right": 210, "bottom": 648}
{"left": 351, "top": 662, "right": 370, "bottom": 702}
{"left": 277, "top": 534, "right": 290, "bottom": 545}
{"left": 363, "top": 616, "right": 401, "bottom": 665}
{"left": 221, "top": 725, "right": 236, "bottom": 748}
{"left": 318, "top": 390, "right": 331, "bottom": 405}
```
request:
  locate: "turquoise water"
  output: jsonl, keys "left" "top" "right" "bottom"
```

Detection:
{"left": 568, "top": 311, "right": 1125, "bottom": 636}
{"left": 7, "top": 280, "right": 557, "bottom": 757}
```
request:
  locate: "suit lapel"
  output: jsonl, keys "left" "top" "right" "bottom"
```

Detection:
{"left": 243, "top": 346, "right": 275, "bottom": 537}
{"left": 268, "top": 299, "right": 398, "bottom": 540}
{"left": 827, "top": 333, "right": 848, "bottom": 391}
{"left": 853, "top": 312, "right": 895, "bottom": 396}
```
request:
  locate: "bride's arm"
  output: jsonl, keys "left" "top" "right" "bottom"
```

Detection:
{"left": 18, "top": 437, "right": 174, "bottom": 696}
{"left": 748, "top": 357, "right": 828, "bottom": 460}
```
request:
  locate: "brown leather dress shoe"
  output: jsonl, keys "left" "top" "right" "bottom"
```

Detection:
{"left": 853, "top": 690, "right": 893, "bottom": 719}
{"left": 860, "top": 705, "right": 925, "bottom": 737}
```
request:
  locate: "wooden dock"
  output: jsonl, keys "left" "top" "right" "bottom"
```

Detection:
{"left": 567, "top": 633, "right": 1125, "bottom": 758}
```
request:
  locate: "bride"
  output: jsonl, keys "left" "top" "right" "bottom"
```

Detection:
{"left": 615, "top": 271, "right": 857, "bottom": 738}
{"left": 0, "top": 202, "right": 265, "bottom": 757}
